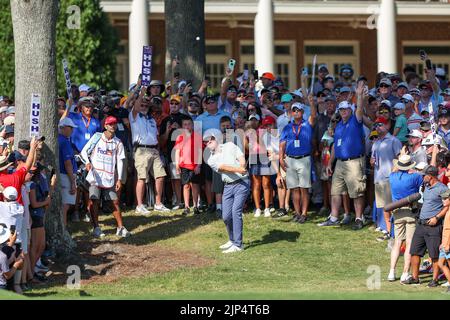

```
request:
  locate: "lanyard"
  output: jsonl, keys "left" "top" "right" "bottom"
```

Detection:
{"left": 292, "top": 122, "right": 302, "bottom": 140}
{"left": 81, "top": 115, "right": 91, "bottom": 129}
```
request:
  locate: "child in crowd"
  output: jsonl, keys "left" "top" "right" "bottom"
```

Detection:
{"left": 393, "top": 102, "right": 408, "bottom": 144}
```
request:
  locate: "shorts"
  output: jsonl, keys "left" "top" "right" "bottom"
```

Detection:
{"left": 375, "top": 180, "right": 392, "bottom": 209}
{"left": 393, "top": 209, "right": 416, "bottom": 241}
{"left": 89, "top": 185, "right": 118, "bottom": 201}
{"left": 410, "top": 223, "right": 443, "bottom": 259}
{"left": 60, "top": 174, "right": 76, "bottom": 205}
{"left": 249, "top": 162, "right": 276, "bottom": 176}
{"left": 212, "top": 170, "right": 224, "bottom": 194}
{"left": 285, "top": 156, "right": 312, "bottom": 189}
{"left": 202, "top": 163, "right": 213, "bottom": 182}
{"left": 439, "top": 247, "right": 450, "bottom": 259}
{"left": 134, "top": 147, "right": 167, "bottom": 182}
{"left": 31, "top": 215, "right": 44, "bottom": 229}
{"left": 180, "top": 168, "right": 201, "bottom": 185}
{"left": 331, "top": 157, "right": 366, "bottom": 199}
{"left": 169, "top": 163, "right": 180, "bottom": 180}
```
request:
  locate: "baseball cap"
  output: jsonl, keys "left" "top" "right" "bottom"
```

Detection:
{"left": 18, "top": 140, "right": 30, "bottom": 150}
{"left": 337, "top": 101, "right": 352, "bottom": 110}
{"left": 3, "top": 186, "right": 18, "bottom": 201}
{"left": 397, "top": 82, "right": 408, "bottom": 89}
{"left": 249, "top": 114, "right": 261, "bottom": 121}
{"left": 420, "top": 121, "right": 431, "bottom": 131}
{"left": 409, "top": 88, "right": 420, "bottom": 95}
{"left": 401, "top": 94, "right": 414, "bottom": 103}
{"left": 79, "top": 84, "right": 91, "bottom": 92}
{"left": 338, "top": 87, "right": 351, "bottom": 94}
{"left": 291, "top": 102, "right": 305, "bottom": 111}
{"left": 6, "top": 106, "right": 15, "bottom": 115}
{"left": 227, "top": 85, "right": 238, "bottom": 93}
{"left": 318, "top": 64, "right": 328, "bottom": 72}
{"left": 261, "top": 116, "right": 276, "bottom": 126}
{"left": 423, "top": 165, "right": 438, "bottom": 177}
{"left": 439, "top": 108, "right": 450, "bottom": 117}
{"left": 379, "top": 78, "right": 392, "bottom": 87}
{"left": 281, "top": 94, "right": 293, "bottom": 103}
{"left": 3, "top": 116, "right": 14, "bottom": 126}
{"left": 324, "top": 95, "right": 336, "bottom": 102}
{"left": 415, "top": 162, "right": 427, "bottom": 171}
{"left": 260, "top": 72, "right": 276, "bottom": 81}
{"left": 202, "top": 129, "right": 220, "bottom": 141}
{"left": 419, "top": 81, "right": 432, "bottom": 90}
{"left": 78, "top": 96, "right": 94, "bottom": 107}
{"left": 380, "top": 100, "right": 392, "bottom": 108}
{"left": 291, "top": 89, "right": 303, "bottom": 98}
{"left": 58, "top": 117, "right": 78, "bottom": 128}
{"left": 374, "top": 117, "right": 388, "bottom": 125}
{"left": 169, "top": 94, "right": 182, "bottom": 103}
{"left": 440, "top": 88, "right": 450, "bottom": 96}
{"left": 406, "top": 129, "right": 423, "bottom": 139}
{"left": 104, "top": 116, "right": 118, "bottom": 126}
{"left": 0, "top": 106, "right": 7, "bottom": 113}
{"left": 393, "top": 102, "right": 405, "bottom": 110}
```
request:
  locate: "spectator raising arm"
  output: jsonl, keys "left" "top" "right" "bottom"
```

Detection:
{"left": 307, "top": 94, "right": 317, "bottom": 127}
{"left": 355, "top": 81, "right": 366, "bottom": 122}
{"left": 24, "top": 137, "right": 38, "bottom": 172}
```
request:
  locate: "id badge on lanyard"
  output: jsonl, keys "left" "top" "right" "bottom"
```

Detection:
{"left": 292, "top": 123, "right": 302, "bottom": 148}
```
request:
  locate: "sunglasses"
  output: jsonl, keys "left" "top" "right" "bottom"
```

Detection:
{"left": 237, "top": 94, "right": 246, "bottom": 98}
{"left": 373, "top": 123, "right": 384, "bottom": 128}
{"left": 188, "top": 102, "right": 199, "bottom": 107}
{"left": 205, "top": 100, "right": 216, "bottom": 105}
{"left": 379, "top": 110, "right": 390, "bottom": 114}
{"left": 292, "top": 108, "right": 303, "bottom": 113}
{"left": 379, "top": 84, "right": 390, "bottom": 88}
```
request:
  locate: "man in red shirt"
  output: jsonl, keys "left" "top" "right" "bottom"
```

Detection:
{"left": 0, "top": 137, "right": 38, "bottom": 204}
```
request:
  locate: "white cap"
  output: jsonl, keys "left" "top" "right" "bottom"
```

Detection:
{"left": 393, "top": 102, "right": 405, "bottom": 110}
{"left": 406, "top": 129, "right": 423, "bottom": 139}
{"left": 337, "top": 101, "right": 352, "bottom": 110}
{"left": 58, "top": 117, "right": 78, "bottom": 128}
{"left": 0, "top": 106, "right": 7, "bottom": 113}
{"left": 415, "top": 162, "right": 428, "bottom": 170}
{"left": 401, "top": 94, "right": 414, "bottom": 103}
{"left": 291, "top": 89, "right": 303, "bottom": 98}
{"left": 3, "top": 116, "right": 14, "bottom": 126}
{"left": 380, "top": 100, "right": 392, "bottom": 108}
{"left": 291, "top": 102, "right": 305, "bottom": 111}
{"left": 3, "top": 186, "right": 18, "bottom": 201}
{"left": 79, "top": 84, "right": 91, "bottom": 92}
{"left": 6, "top": 106, "right": 15, "bottom": 115}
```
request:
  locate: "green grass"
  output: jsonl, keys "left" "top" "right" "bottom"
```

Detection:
{"left": 8, "top": 208, "right": 450, "bottom": 300}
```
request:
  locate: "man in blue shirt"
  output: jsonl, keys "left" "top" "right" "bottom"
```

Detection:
{"left": 319, "top": 81, "right": 366, "bottom": 230}
{"left": 437, "top": 108, "right": 450, "bottom": 145}
{"left": 280, "top": 98, "right": 317, "bottom": 224}
{"left": 406, "top": 165, "right": 449, "bottom": 287}
{"left": 58, "top": 118, "right": 78, "bottom": 225}
{"left": 67, "top": 97, "right": 102, "bottom": 153}
{"left": 388, "top": 154, "right": 423, "bottom": 283}
{"left": 371, "top": 116, "right": 402, "bottom": 241}
{"left": 196, "top": 95, "right": 231, "bottom": 214}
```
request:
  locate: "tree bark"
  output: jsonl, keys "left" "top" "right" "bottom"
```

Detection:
{"left": 164, "top": 0, "right": 205, "bottom": 89}
{"left": 11, "top": 0, "right": 76, "bottom": 260}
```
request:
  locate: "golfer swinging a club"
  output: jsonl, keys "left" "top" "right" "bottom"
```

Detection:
{"left": 204, "top": 130, "right": 249, "bottom": 253}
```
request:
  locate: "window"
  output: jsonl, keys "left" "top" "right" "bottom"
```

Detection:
{"left": 206, "top": 40, "right": 231, "bottom": 90}
{"left": 239, "top": 40, "right": 297, "bottom": 90}
{"left": 402, "top": 41, "right": 450, "bottom": 79}
{"left": 303, "top": 41, "right": 360, "bottom": 79}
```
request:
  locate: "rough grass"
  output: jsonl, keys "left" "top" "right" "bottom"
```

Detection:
{"left": 3, "top": 207, "right": 449, "bottom": 300}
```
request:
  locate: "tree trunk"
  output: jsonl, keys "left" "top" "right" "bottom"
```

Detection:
{"left": 11, "top": 0, "right": 76, "bottom": 260}
{"left": 164, "top": 0, "right": 205, "bottom": 89}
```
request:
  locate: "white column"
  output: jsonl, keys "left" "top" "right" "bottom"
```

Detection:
{"left": 254, "top": 0, "right": 274, "bottom": 74}
{"left": 377, "top": 0, "right": 397, "bottom": 73}
{"left": 129, "top": 0, "right": 149, "bottom": 84}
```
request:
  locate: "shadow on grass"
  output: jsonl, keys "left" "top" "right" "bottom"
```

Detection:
{"left": 246, "top": 229, "right": 300, "bottom": 249}
{"left": 24, "top": 291, "right": 59, "bottom": 298}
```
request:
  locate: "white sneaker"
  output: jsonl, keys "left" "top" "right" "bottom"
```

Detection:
{"left": 400, "top": 273, "right": 410, "bottom": 282}
{"left": 93, "top": 227, "right": 105, "bottom": 238}
{"left": 375, "top": 227, "right": 382, "bottom": 233}
{"left": 254, "top": 208, "right": 262, "bottom": 217}
{"left": 264, "top": 208, "right": 271, "bottom": 218}
{"left": 388, "top": 270, "right": 396, "bottom": 281}
{"left": 116, "top": 227, "right": 131, "bottom": 237}
{"left": 135, "top": 204, "right": 150, "bottom": 215}
{"left": 83, "top": 214, "right": 91, "bottom": 222}
{"left": 154, "top": 204, "right": 171, "bottom": 212}
{"left": 219, "top": 241, "right": 233, "bottom": 250}
{"left": 222, "top": 245, "right": 243, "bottom": 254}
{"left": 269, "top": 207, "right": 276, "bottom": 213}
{"left": 441, "top": 281, "right": 450, "bottom": 287}
{"left": 172, "top": 203, "right": 182, "bottom": 210}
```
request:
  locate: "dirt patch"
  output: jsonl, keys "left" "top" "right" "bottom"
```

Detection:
{"left": 41, "top": 240, "right": 215, "bottom": 286}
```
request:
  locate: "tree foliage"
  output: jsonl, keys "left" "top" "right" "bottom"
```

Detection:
{"left": 0, "top": 0, "right": 119, "bottom": 99}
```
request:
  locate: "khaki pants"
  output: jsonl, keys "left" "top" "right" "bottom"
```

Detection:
{"left": 331, "top": 157, "right": 366, "bottom": 199}
{"left": 134, "top": 147, "right": 167, "bottom": 182}
{"left": 393, "top": 208, "right": 416, "bottom": 241}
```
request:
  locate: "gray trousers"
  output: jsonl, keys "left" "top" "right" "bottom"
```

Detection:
{"left": 222, "top": 179, "right": 250, "bottom": 248}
